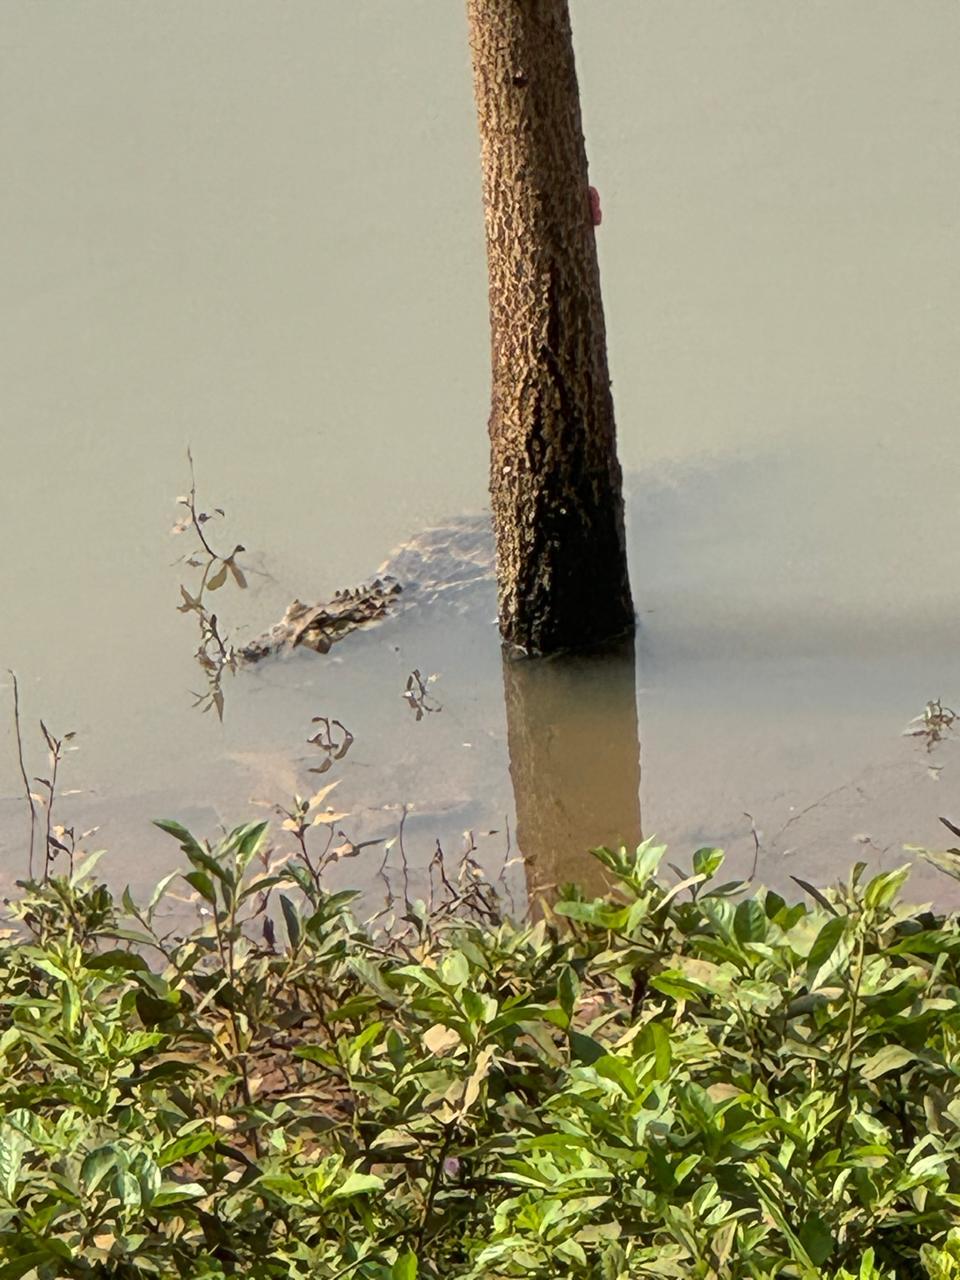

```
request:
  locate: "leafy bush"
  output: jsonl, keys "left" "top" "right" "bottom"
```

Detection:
{"left": 1, "top": 825, "right": 959, "bottom": 1278}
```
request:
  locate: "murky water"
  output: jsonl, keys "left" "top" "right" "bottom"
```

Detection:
{"left": 3, "top": 2, "right": 960, "bottom": 907}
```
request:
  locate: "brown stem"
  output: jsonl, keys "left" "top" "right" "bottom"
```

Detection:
{"left": 186, "top": 448, "right": 220, "bottom": 562}
{"left": 9, "top": 672, "right": 37, "bottom": 880}
{"left": 416, "top": 1123, "right": 457, "bottom": 1256}
{"left": 39, "top": 722, "right": 61, "bottom": 883}
{"left": 836, "top": 923, "right": 867, "bottom": 1142}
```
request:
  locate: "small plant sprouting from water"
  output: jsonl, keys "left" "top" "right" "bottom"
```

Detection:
{"left": 403, "top": 668, "right": 442, "bottom": 721}
{"left": 270, "top": 777, "right": 383, "bottom": 895}
{"left": 171, "top": 449, "right": 248, "bottom": 719}
{"left": 307, "top": 715, "right": 355, "bottom": 775}
{"left": 8, "top": 672, "right": 83, "bottom": 883}
{"left": 903, "top": 696, "right": 957, "bottom": 752}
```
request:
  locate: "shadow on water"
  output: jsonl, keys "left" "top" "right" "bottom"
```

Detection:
{"left": 502, "top": 636, "right": 642, "bottom": 906}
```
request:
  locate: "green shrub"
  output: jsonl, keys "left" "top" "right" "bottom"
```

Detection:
{"left": 1, "top": 826, "right": 959, "bottom": 1277}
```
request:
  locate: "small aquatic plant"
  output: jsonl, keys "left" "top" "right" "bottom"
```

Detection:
{"left": 171, "top": 450, "right": 248, "bottom": 720}
{"left": 903, "top": 698, "right": 958, "bottom": 753}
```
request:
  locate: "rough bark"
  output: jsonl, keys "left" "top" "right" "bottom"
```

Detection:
{"left": 502, "top": 637, "right": 642, "bottom": 908}
{"left": 466, "top": 0, "right": 634, "bottom": 655}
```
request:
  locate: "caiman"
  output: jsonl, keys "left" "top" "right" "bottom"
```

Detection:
{"left": 240, "top": 514, "right": 494, "bottom": 663}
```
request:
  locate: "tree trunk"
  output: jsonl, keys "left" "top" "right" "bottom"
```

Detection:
{"left": 466, "top": 0, "right": 634, "bottom": 655}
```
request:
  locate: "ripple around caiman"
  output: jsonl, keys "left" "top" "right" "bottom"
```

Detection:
{"left": 240, "top": 514, "right": 495, "bottom": 663}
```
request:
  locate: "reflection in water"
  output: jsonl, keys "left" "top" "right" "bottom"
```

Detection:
{"left": 502, "top": 638, "right": 642, "bottom": 905}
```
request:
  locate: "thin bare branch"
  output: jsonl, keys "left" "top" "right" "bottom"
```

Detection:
{"left": 8, "top": 671, "right": 37, "bottom": 879}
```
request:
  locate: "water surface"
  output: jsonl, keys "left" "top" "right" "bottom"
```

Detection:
{"left": 3, "top": 2, "right": 959, "bottom": 905}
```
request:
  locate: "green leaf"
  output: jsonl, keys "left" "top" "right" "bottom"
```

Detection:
{"left": 330, "top": 1171, "right": 385, "bottom": 1199}
{"left": 183, "top": 870, "right": 217, "bottom": 904}
{"left": 439, "top": 950, "right": 470, "bottom": 990}
{"left": 861, "top": 1045, "right": 916, "bottom": 1081}
{"left": 487, "top": 1001, "right": 555, "bottom": 1035}
{"left": 61, "top": 982, "right": 79, "bottom": 1036}
{"left": 864, "top": 865, "right": 911, "bottom": 910}
{"left": 791, "top": 875, "right": 838, "bottom": 915}
{"left": 0, "top": 1127, "right": 26, "bottom": 1201}
{"left": 328, "top": 995, "right": 380, "bottom": 1023}
{"left": 693, "top": 847, "right": 725, "bottom": 880}
{"left": 594, "top": 1053, "right": 640, "bottom": 1099}
{"left": 392, "top": 1251, "right": 418, "bottom": 1280}
{"left": 158, "top": 1128, "right": 218, "bottom": 1167}
{"left": 553, "top": 899, "right": 628, "bottom": 929}
{"left": 237, "top": 872, "right": 287, "bottom": 905}
{"left": 107, "top": 927, "right": 158, "bottom": 946}
{"left": 799, "top": 1212, "right": 835, "bottom": 1266}
{"left": 462, "top": 987, "right": 494, "bottom": 1026}
{"left": 650, "top": 970, "right": 702, "bottom": 1002}
{"left": 294, "top": 1044, "right": 338, "bottom": 1067}
{"left": 147, "top": 869, "right": 183, "bottom": 911}
{"left": 85, "top": 949, "right": 150, "bottom": 973}
{"left": 749, "top": 1175, "right": 816, "bottom": 1271}
{"left": 631, "top": 838, "right": 669, "bottom": 884}
{"left": 680, "top": 1081, "right": 716, "bottom": 1131}
{"left": 151, "top": 1181, "right": 206, "bottom": 1206}
{"left": 131, "top": 1151, "right": 162, "bottom": 1206}
{"left": 636, "top": 1020, "right": 672, "bottom": 1081}
{"left": 764, "top": 890, "right": 786, "bottom": 919}
{"left": 919, "top": 848, "right": 960, "bottom": 883}
{"left": 135, "top": 988, "right": 181, "bottom": 1027}
{"left": 188, "top": 846, "right": 235, "bottom": 890}
{"left": 555, "top": 1239, "right": 588, "bottom": 1266}
{"left": 153, "top": 819, "right": 206, "bottom": 858}
{"left": 806, "top": 916, "right": 849, "bottom": 989}
{"left": 569, "top": 1030, "right": 606, "bottom": 1065}
{"left": 734, "top": 898, "right": 766, "bottom": 943}
{"left": 280, "top": 894, "right": 302, "bottom": 950}
{"left": 81, "top": 1145, "right": 118, "bottom": 1195}
{"left": 0, "top": 1250, "right": 58, "bottom": 1280}
{"left": 557, "top": 965, "right": 579, "bottom": 1022}
{"left": 115, "top": 1167, "right": 143, "bottom": 1206}
{"left": 233, "top": 820, "right": 269, "bottom": 873}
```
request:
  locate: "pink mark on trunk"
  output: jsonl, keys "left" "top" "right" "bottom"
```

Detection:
{"left": 588, "top": 185, "right": 602, "bottom": 227}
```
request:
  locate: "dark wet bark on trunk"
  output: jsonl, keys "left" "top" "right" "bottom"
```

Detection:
{"left": 466, "top": 0, "right": 634, "bottom": 655}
